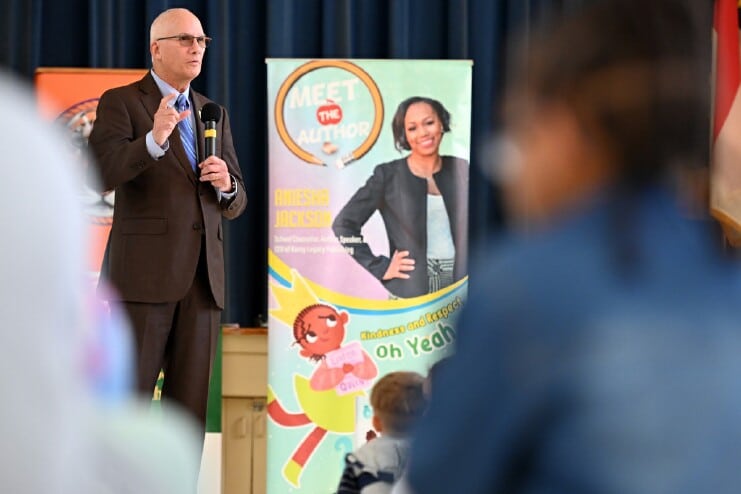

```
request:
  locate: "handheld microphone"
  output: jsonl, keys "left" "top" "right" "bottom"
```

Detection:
{"left": 200, "top": 103, "right": 222, "bottom": 157}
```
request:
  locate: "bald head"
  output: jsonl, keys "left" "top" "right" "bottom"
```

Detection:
{"left": 150, "top": 8, "right": 201, "bottom": 44}
{"left": 149, "top": 8, "right": 206, "bottom": 89}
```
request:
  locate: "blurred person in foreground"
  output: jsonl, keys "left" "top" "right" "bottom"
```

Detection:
{"left": 88, "top": 7, "right": 247, "bottom": 436}
{"left": 406, "top": 1, "right": 741, "bottom": 493}
{"left": 0, "top": 71, "right": 200, "bottom": 493}
{"left": 390, "top": 357, "right": 450, "bottom": 494}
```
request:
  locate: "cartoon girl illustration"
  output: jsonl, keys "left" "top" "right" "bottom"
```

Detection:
{"left": 267, "top": 276, "right": 378, "bottom": 487}
{"left": 293, "top": 303, "right": 377, "bottom": 391}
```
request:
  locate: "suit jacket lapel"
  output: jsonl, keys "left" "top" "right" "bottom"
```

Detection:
{"left": 191, "top": 90, "right": 207, "bottom": 164}
{"left": 136, "top": 73, "right": 198, "bottom": 185}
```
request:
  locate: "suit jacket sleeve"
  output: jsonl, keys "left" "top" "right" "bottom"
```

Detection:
{"left": 89, "top": 87, "right": 158, "bottom": 192}
{"left": 89, "top": 87, "right": 247, "bottom": 220}
{"left": 332, "top": 164, "right": 391, "bottom": 281}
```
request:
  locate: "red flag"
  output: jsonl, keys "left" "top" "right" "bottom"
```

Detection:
{"left": 711, "top": 0, "right": 741, "bottom": 245}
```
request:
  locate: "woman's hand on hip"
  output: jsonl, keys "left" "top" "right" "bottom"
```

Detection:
{"left": 383, "top": 250, "right": 415, "bottom": 280}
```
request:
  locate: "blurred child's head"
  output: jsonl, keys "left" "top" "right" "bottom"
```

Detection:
{"left": 371, "top": 371, "right": 428, "bottom": 437}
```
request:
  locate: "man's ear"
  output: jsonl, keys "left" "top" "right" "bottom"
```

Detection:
{"left": 339, "top": 311, "right": 349, "bottom": 325}
{"left": 150, "top": 41, "right": 160, "bottom": 60}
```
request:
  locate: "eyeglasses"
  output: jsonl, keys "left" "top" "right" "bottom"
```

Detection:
{"left": 156, "top": 34, "right": 212, "bottom": 48}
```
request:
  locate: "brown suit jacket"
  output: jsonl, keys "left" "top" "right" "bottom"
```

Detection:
{"left": 89, "top": 72, "right": 247, "bottom": 308}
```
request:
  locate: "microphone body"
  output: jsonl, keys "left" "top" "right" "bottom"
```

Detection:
{"left": 200, "top": 102, "right": 222, "bottom": 157}
{"left": 204, "top": 121, "right": 217, "bottom": 157}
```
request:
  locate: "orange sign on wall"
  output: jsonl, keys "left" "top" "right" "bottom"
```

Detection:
{"left": 34, "top": 67, "right": 147, "bottom": 277}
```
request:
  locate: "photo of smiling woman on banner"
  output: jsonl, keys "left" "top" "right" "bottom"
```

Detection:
{"left": 332, "top": 96, "right": 469, "bottom": 298}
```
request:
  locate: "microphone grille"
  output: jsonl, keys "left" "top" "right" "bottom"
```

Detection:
{"left": 200, "top": 102, "right": 222, "bottom": 123}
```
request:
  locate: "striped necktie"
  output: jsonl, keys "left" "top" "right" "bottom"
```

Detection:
{"left": 175, "top": 94, "right": 197, "bottom": 171}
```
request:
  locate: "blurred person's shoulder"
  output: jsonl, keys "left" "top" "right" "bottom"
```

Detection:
{"left": 468, "top": 198, "right": 609, "bottom": 279}
{"left": 90, "top": 399, "right": 202, "bottom": 493}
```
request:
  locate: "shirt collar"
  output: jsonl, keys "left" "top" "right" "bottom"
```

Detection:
{"left": 150, "top": 69, "right": 190, "bottom": 107}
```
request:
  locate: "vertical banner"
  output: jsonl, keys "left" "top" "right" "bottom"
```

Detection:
{"left": 266, "top": 59, "right": 472, "bottom": 493}
{"left": 711, "top": 0, "right": 741, "bottom": 245}
{"left": 34, "top": 68, "right": 147, "bottom": 279}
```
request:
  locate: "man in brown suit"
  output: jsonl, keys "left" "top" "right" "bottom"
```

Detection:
{"left": 88, "top": 8, "right": 247, "bottom": 433}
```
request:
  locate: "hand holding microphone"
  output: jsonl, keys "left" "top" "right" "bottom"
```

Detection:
{"left": 198, "top": 103, "right": 233, "bottom": 192}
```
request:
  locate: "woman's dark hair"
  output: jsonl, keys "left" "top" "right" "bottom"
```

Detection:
{"left": 392, "top": 96, "right": 452, "bottom": 152}
{"left": 506, "top": 0, "right": 710, "bottom": 187}
{"left": 505, "top": 0, "right": 713, "bottom": 271}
